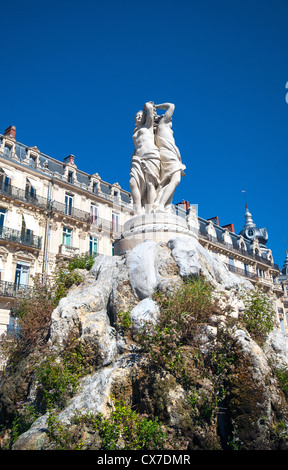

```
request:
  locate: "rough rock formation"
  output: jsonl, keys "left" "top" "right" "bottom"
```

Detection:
{"left": 2, "top": 236, "right": 288, "bottom": 450}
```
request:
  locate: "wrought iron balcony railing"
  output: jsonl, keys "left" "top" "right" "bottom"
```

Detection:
{"left": 199, "top": 227, "right": 279, "bottom": 271}
{"left": 51, "top": 201, "right": 91, "bottom": 223}
{"left": 0, "top": 225, "right": 42, "bottom": 249}
{"left": 225, "top": 262, "right": 258, "bottom": 279}
{"left": 0, "top": 183, "right": 124, "bottom": 235}
{"left": 0, "top": 280, "right": 33, "bottom": 298}
{"left": 0, "top": 183, "right": 49, "bottom": 210}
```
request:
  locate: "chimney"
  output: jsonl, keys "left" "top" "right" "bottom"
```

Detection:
{"left": 208, "top": 216, "right": 220, "bottom": 226}
{"left": 64, "top": 154, "right": 75, "bottom": 164}
{"left": 4, "top": 125, "right": 16, "bottom": 139}
{"left": 222, "top": 223, "right": 235, "bottom": 233}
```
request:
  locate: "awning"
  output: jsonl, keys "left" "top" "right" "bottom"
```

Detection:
{"left": 0, "top": 257, "right": 4, "bottom": 272}
{"left": 23, "top": 213, "right": 39, "bottom": 233}
{"left": 27, "top": 177, "right": 41, "bottom": 191}
{"left": 1, "top": 167, "right": 15, "bottom": 179}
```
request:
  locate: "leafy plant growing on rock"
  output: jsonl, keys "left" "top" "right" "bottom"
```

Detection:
{"left": 275, "top": 367, "right": 288, "bottom": 399}
{"left": 241, "top": 290, "right": 274, "bottom": 346}
{"left": 0, "top": 277, "right": 55, "bottom": 368}
{"left": 36, "top": 335, "right": 98, "bottom": 411}
{"left": 135, "top": 276, "right": 214, "bottom": 382}
{"left": 45, "top": 400, "right": 168, "bottom": 450}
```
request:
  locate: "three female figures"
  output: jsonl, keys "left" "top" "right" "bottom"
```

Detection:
{"left": 129, "top": 101, "right": 186, "bottom": 215}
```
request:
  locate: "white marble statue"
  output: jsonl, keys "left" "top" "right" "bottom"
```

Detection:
{"left": 129, "top": 101, "right": 185, "bottom": 214}
{"left": 154, "top": 102, "right": 186, "bottom": 212}
{"left": 129, "top": 101, "right": 161, "bottom": 214}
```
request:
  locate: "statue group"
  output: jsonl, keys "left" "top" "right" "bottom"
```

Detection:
{"left": 129, "top": 102, "right": 186, "bottom": 215}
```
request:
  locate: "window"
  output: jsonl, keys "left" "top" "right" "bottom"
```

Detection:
{"left": 89, "top": 236, "right": 97, "bottom": 255}
{"left": 112, "top": 213, "right": 119, "bottom": 232}
{"left": 68, "top": 171, "right": 74, "bottom": 183}
{"left": 286, "top": 286, "right": 288, "bottom": 297}
{"left": 4, "top": 145, "right": 11, "bottom": 157}
{"left": 22, "top": 214, "right": 37, "bottom": 243}
{"left": 229, "top": 257, "right": 234, "bottom": 271}
{"left": 0, "top": 257, "right": 3, "bottom": 281}
{"left": 63, "top": 227, "right": 72, "bottom": 246}
{"left": 244, "top": 263, "right": 249, "bottom": 274}
{"left": 92, "top": 182, "right": 99, "bottom": 194}
{"left": 0, "top": 174, "right": 10, "bottom": 193}
{"left": 90, "top": 204, "right": 98, "bottom": 224}
{"left": 29, "top": 155, "right": 36, "bottom": 167}
{"left": 0, "top": 208, "right": 6, "bottom": 227}
{"left": 15, "top": 263, "right": 30, "bottom": 287}
{"left": 8, "top": 315, "right": 19, "bottom": 337}
{"left": 65, "top": 194, "right": 73, "bottom": 216}
{"left": 25, "top": 180, "right": 36, "bottom": 200}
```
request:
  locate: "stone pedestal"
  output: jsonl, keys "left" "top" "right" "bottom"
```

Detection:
{"left": 114, "top": 212, "right": 198, "bottom": 255}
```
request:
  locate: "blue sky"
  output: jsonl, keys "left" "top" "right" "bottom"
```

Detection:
{"left": 0, "top": 0, "right": 288, "bottom": 267}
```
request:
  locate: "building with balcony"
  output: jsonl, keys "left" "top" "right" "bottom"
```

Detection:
{"left": 279, "top": 253, "right": 288, "bottom": 332}
{"left": 0, "top": 125, "right": 134, "bottom": 335}
{"left": 0, "top": 125, "right": 285, "bottom": 338}
{"left": 176, "top": 200, "right": 286, "bottom": 333}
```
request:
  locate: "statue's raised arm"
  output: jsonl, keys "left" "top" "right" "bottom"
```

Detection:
{"left": 143, "top": 101, "right": 156, "bottom": 129}
{"left": 155, "top": 103, "right": 175, "bottom": 123}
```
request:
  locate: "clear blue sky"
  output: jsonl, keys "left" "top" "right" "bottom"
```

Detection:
{"left": 0, "top": 0, "right": 288, "bottom": 268}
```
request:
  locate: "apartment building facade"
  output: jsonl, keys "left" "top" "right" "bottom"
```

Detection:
{"left": 0, "top": 125, "right": 133, "bottom": 335}
{"left": 195, "top": 207, "right": 285, "bottom": 332}
{"left": 279, "top": 254, "right": 288, "bottom": 331}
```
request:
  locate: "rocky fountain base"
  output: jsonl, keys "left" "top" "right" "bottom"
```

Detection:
{"left": 114, "top": 211, "right": 198, "bottom": 255}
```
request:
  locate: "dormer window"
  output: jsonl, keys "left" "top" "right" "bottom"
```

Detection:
{"left": 92, "top": 181, "right": 99, "bottom": 194}
{"left": 29, "top": 155, "right": 37, "bottom": 168}
{"left": 68, "top": 171, "right": 74, "bottom": 183}
{"left": 4, "top": 144, "right": 12, "bottom": 157}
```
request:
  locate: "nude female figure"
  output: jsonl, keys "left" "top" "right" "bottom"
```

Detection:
{"left": 153, "top": 102, "right": 186, "bottom": 212}
{"left": 129, "top": 101, "right": 160, "bottom": 214}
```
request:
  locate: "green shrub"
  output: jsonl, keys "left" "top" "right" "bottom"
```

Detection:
{"left": 241, "top": 291, "right": 274, "bottom": 345}
{"left": 68, "top": 254, "right": 95, "bottom": 271}
{"left": 275, "top": 367, "right": 288, "bottom": 398}
{"left": 46, "top": 401, "right": 167, "bottom": 450}
{"left": 52, "top": 268, "right": 84, "bottom": 307}
{"left": 36, "top": 337, "right": 87, "bottom": 410}
{"left": 9, "top": 402, "right": 40, "bottom": 447}
{"left": 117, "top": 310, "right": 132, "bottom": 331}
{"left": 135, "top": 276, "right": 213, "bottom": 380}
{"left": 97, "top": 401, "right": 166, "bottom": 450}
{"left": 0, "top": 278, "right": 55, "bottom": 367}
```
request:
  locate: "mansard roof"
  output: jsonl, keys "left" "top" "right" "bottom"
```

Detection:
{"left": 1, "top": 134, "right": 131, "bottom": 205}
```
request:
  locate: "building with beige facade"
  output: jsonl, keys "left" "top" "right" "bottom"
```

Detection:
{"left": 0, "top": 125, "right": 134, "bottom": 336}
{"left": 194, "top": 206, "right": 286, "bottom": 333}
{"left": 279, "top": 254, "right": 288, "bottom": 332}
{"left": 0, "top": 124, "right": 286, "bottom": 338}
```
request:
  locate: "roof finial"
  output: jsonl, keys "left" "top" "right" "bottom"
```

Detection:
{"left": 282, "top": 228, "right": 288, "bottom": 256}
{"left": 242, "top": 188, "right": 248, "bottom": 208}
